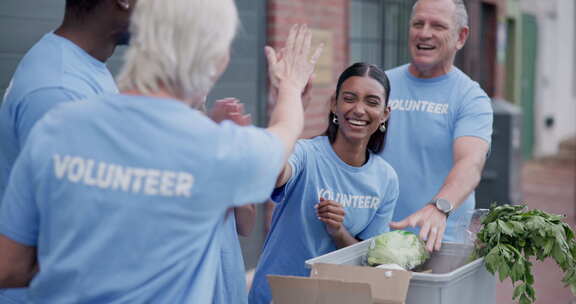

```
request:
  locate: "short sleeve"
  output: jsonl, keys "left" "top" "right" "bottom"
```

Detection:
{"left": 271, "top": 140, "right": 307, "bottom": 203}
{"left": 356, "top": 167, "right": 399, "bottom": 240}
{"left": 0, "top": 141, "right": 39, "bottom": 246}
{"left": 15, "top": 87, "right": 84, "bottom": 146}
{"left": 453, "top": 88, "right": 493, "bottom": 145}
{"left": 286, "top": 140, "right": 307, "bottom": 182}
{"left": 212, "top": 121, "right": 285, "bottom": 207}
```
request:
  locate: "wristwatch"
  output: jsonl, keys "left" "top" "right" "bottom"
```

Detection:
{"left": 428, "top": 198, "right": 453, "bottom": 217}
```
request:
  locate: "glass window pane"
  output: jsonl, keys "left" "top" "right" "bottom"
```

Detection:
{"left": 362, "top": 1, "right": 382, "bottom": 39}
{"left": 349, "top": 0, "right": 416, "bottom": 69}
{"left": 350, "top": 42, "right": 364, "bottom": 64}
{"left": 363, "top": 41, "right": 382, "bottom": 67}
{"left": 350, "top": 1, "right": 364, "bottom": 39}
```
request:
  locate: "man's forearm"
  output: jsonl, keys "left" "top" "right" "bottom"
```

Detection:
{"left": 0, "top": 235, "right": 38, "bottom": 288}
{"left": 433, "top": 136, "right": 489, "bottom": 210}
{"left": 435, "top": 160, "right": 482, "bottom": 208}
{"left": 0, "top": 266, "right": 36, "bottom": 288}
{"left": 0, "top": 256, "right": 37, "bottom": 288}
{"left": 435, "top": 153, "right": 486, "bottom": 210}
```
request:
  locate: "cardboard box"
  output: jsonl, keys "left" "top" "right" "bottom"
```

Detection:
{"left": 268, "top": 263, "right": 412, "bottom": 304}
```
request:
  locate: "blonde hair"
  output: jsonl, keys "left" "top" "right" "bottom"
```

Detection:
{"left": 117, "top": 0, "right": 238, "bottom": 108}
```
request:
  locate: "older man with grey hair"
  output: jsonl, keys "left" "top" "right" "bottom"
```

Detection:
{"left": 384, "top": 0, "right": 493, "bottom": 251}
{"left": 0, "top": 0, "right": 321, "bottom": 302}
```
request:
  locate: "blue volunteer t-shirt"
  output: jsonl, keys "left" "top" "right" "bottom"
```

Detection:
{"left": 213, "top": 211, "right": 248, "bottom": 304}
{"left": 0, "top": 32, "right": 117, "bottom": 201}
{"left": 0, "top": 93, "right": 284, "bottom": 303}
{"left": 0, "top": 32, "right": 117, "bottom": 303}
{"left": 248, "top": 136, "right": 399, "bottom": 304}
{"left": 381, "top": 64, "right": 493, "bottom": 242}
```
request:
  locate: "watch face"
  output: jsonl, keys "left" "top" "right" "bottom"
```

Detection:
{"left": 436, "top": 199, "right": 452, "bottom": 212}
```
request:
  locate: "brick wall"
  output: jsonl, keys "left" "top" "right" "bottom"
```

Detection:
{"left": 267, "top": 0, "right": 349, "bottom": 138}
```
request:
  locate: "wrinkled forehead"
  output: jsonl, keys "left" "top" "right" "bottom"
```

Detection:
{"left": 411, "top": 0, "right": 457, "bottom": 26}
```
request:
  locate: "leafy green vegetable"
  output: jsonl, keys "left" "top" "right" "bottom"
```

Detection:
{"left": 474, "top": 204, "right": 576, "bottom": 304}
{"left": 367, "top": 230, "right": 429, "bottom": 270}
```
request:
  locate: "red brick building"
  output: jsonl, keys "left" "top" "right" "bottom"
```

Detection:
{"left": 266, "top": 0, "right": 350, "bottom": 138}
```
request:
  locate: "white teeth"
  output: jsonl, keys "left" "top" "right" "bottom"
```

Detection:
{"left": 417, "top": 44, "right": 435, "bottom": 50}
{"left": 347, "top": 119, "right": 368, "bottom": 126}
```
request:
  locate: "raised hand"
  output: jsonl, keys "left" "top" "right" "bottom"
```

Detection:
{"left": 268, "top": 72, "right": 315, "bottom": 110}
{"left": 265, "top": 24, "right": 323, "bottom": 95}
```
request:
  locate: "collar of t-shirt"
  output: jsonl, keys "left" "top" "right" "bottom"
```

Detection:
{"left": 319, "top": 136, "right": 375, "bottom": 173}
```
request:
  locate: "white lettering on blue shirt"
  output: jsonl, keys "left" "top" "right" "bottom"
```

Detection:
{"left": 389, "top": 99, "right": 449, "bottom": 114}
{"left": 317, "top": 188, "right": 380, "bottom": 210}
{"left": 53, "top": 154, "right": 194, "bottom": 197}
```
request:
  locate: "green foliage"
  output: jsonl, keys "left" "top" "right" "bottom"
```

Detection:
{"left": 474, "top": 204, "right": 576, "bottom": 304}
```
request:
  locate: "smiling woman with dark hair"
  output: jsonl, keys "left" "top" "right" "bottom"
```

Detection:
{"left": 325, "top": 62, "right": 392, "bottom": 154}
{"left": 249, "top": 62, "right": 399, "bottom": 304}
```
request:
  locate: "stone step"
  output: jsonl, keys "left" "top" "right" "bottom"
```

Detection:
{"left": 557, "top": 136, "right": 576, "bottom": 161}
{"left": 559, "top": 136, "right": 576, "bottom": 151}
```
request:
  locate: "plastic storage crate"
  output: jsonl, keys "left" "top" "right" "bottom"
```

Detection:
{"left": 306, "top": 240, "right": 496, "bottom": 304}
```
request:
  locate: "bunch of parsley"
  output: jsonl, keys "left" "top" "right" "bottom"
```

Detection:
{"left": 473, "top": 204, "right": 576, "bottom": 304}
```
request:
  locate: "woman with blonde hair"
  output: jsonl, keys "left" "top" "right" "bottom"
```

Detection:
{"left": 0, "top": 0, "right": 322, "bottom": 302}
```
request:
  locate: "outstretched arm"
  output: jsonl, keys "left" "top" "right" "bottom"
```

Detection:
{"left": 390, "top": 136, "right": 489, "bottom": 251}
{"left": 265, "top": 24, "right": 323, "bottom": 165}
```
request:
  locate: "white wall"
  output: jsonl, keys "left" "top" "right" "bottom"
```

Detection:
{"left": 521, "top": 0, "right": 576, "bottom": 157}
{"left": 553, "top": 0, "right": 576, "bottom": 145}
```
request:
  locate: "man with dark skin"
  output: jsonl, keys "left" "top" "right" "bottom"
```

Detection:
{"left": 0, "top": 1, "right": 134, "bottom": 302}
{"left": 55, "top": 0, "right": 134, "bottom": 62}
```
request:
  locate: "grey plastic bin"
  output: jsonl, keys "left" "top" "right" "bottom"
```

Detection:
{"left": 305, "top": 239, "right": 496, "bottom": 304}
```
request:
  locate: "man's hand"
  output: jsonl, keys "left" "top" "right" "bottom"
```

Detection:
{"left": 315, "top": 197, "right": 346, "bottom": 238}
{"left": 208, "top": 98, "right": 252, "bottom": 126}
{"left": 389, "top": 204, "right": 447, "bottom": 252}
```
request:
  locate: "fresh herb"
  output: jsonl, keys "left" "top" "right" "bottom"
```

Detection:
{"left": 473, "top": 204, "right": 576, "bottom": 304}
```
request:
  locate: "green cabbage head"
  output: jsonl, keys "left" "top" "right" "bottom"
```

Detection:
{"left": 367, "top": 230, "right": 429, "bottom": 270}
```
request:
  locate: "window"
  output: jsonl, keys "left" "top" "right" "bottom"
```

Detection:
{"left": 349, "top": 0, "right": 416, "bottom": 70}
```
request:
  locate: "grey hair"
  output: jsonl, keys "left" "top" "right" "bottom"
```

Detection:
{"left": 117, "top": 0, "right": 238, "bottom": 108}
{"left": 452, "top": 0, "right": 469, "bottom": 29}
{"left": 412, "top": 0, "right": 469, "bottom": 30}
